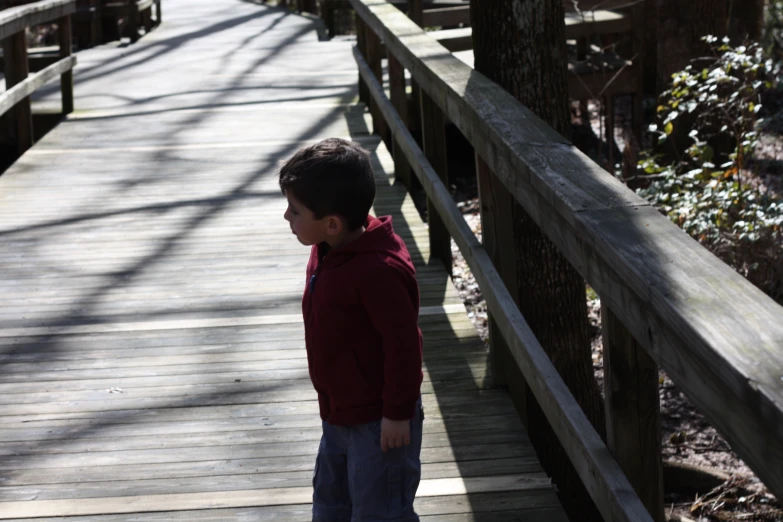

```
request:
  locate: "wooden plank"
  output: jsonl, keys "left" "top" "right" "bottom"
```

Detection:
{"left": 0, "top": 465, "right": 547, "bottom": 501}
{"left": 0, "top": 0, "right": 77, "bottom": 41}
{"left": 0, "top": 386, "right": 507, "bottom": 417}
{"left": 353, "top": 45, "right": 653, "bottom": 522}
{"left": 0, "top": 492, "right": 566, "bottom": 522}
{"left": 0, "top": 312, "right": 303, "bottom": 338}
{"left": 0, "top": 421, "right": 523, "bottom": 455}
{"left": 0, "top": 475, "right": 550, "bottom": 519}
{"left": 0, "top": 412, "right": 516, "bottom": 443}
{"left": 603, "top": 305, "right": 665, "bottom": 522}
{"left": 0, "top": 56, "right": 77, "bottom": 118}
{"left": 349, "top": 0, "right": 783, "bottom": 502}
{"left": 421, "top": 6, "right": 469, "bottom": 27}
{"left": 0, "top": 446, "right": 537, "bottom": 488}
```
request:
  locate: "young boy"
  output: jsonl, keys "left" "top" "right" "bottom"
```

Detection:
{"left": 279, "top": 138, "right": 424, "bottom": 522}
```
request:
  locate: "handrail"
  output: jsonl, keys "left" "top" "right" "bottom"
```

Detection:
{"left": 0, "top": 55, "right": 76, "bottom": 117}
{"left": 0, "top": 0, "right": 75, "bottom": 40}
{"left": 351, "top": 0, "right": 783, "bottom": 510}
{"left": 354, "top": 45, "right": 654, "bottom": 522}
{"left": 1, "top": 0, "right": 77, "bottom": 158}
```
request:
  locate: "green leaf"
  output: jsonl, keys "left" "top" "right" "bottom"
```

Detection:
{"left": 664, "top": 122, "right": 674, "bottom": 135}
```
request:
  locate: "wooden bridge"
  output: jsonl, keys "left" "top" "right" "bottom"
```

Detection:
{"left": 2, "top": 0, "right": 783, "bottom": 521}
{"left": 0, "top": 0, "right": 568, "bottom": 519}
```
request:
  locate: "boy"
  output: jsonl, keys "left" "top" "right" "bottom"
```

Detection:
{"left": 279, "top": 138, "right": 424, "bottom": 522}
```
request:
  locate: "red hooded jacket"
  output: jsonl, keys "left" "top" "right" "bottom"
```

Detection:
{"left": 303, "top": 216, "right": 423, "bottom": 426}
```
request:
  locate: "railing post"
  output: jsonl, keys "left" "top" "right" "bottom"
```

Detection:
{"left": 388, "top": 52, "right": 415, "bottom": 192}
{"left": 408, "top": 0, "right": 422, "bottom": 25}
{"left": 2, "top": 30, "right": 34, "bottom": 155}
{"left": 142, "top": 4, "right": 153, "bottom": 33}
{"left": 602, "top": 305, "right": 665, "bottom": 522}
{"left": 92, "top": 0, "right": 104, "bottom": 45}
{"left": 127, "top": 0, "right": 139, "bottom": 42}
{"left": 58, "top": 14, "right": 75, "bottom": 115}
{"left": 476, "top": 155, "right": 525, "bottom": 415}
{"left": 363, "top": 26, "right": 390, "bottom": 148}
{"left": 420, "top": 90, "right": 451, "bottom": 272}
{"left": 322, "top": 0, "right": 336, "bottom": 38}
{"left": 155, "top": 0, "right": 162, "bottom": 27}
{"left": 355, "top": 17, "right": 369, "bottom": 105}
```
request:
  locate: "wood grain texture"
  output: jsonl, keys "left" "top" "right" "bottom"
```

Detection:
{"left": 350, "top": 0, "right": 783, "bottom": 502}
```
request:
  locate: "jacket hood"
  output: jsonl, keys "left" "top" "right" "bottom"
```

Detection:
{"left": 327, "top": 216, "right": 412, "bottom": 269}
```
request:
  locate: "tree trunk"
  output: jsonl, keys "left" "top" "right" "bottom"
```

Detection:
{"left": 656, "top": 0, "right": 764, "bottom": 92}
{"left": 470, "top": 2, "right": 606, "bottom": 521}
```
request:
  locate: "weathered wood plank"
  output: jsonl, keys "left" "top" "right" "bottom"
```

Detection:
{"left": 0, "top": 464, "right": 546, "bottom": 501}
{"left": 0, "top": 447, "right": 536, "bottom": 488}
{"left": 0, "top": 475, "right": 551, "bottom": 519}
{"left": 0, "top": 491, "right": 567, "bottom": 522}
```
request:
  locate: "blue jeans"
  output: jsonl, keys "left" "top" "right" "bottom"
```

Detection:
{"left": 312, "top": 399, "right": 424, "bottom": 522}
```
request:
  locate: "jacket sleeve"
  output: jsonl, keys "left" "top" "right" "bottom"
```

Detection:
{"left": 358, "top": 264, "right": 423, "bottom": 420}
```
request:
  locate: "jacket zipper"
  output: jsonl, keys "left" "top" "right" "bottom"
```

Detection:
{"left": 305, "top": 250, "right": 327, "bottom": 320}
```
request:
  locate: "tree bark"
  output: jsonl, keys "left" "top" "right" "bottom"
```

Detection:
{"left": 656, "top": 0, "right": 764, "bottom": 92}
{"left": 470, "top": 2, "right": 606, "bottom": 521}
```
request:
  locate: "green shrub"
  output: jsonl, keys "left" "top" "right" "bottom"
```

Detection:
{"left": 636, "top": 37, "right": 783, "bottom": 302}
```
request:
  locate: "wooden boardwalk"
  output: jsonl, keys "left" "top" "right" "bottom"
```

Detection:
{"left": 0, "top": 1, "right": 568, "bottom": 519}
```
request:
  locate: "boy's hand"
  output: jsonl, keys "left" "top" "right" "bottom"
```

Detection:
{"left": 380, "top": 417, "right": 410, "bottom": 452}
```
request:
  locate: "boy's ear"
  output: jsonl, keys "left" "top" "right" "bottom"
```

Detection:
{"left": 324, "top": 215, "right": 344, "bottom": 236}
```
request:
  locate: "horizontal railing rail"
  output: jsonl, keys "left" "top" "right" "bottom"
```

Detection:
{"left": 0, "top": 0, "right": 74, "bottom": 40}
{"left": 349, "top": 0, "right": 783, "bottom": 519}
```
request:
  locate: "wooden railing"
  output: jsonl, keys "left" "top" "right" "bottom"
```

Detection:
{"left": 71, "top": 0, "right": 161, "bottom": 47}
{"left": 348, "top": 0, "right": 783, "bottom": 520}
{"left": 1, "top": 0, "right": 77, "bottom": 156}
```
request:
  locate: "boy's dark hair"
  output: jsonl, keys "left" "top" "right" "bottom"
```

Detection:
{"left": 279, "top": 138, "right": 376, "bottom": 230}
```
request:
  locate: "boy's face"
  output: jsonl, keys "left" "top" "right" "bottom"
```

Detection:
{"left": 283, "top": 191, "right": 335, "bottom": 246}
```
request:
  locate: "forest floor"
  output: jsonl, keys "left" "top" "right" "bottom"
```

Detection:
{"left": 441, "top": 97, "right": 783, "bottom": 522}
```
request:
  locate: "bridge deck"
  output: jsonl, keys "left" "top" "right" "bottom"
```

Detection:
{"left": 0, "top": 1, "right": 568, "bottom": 519}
